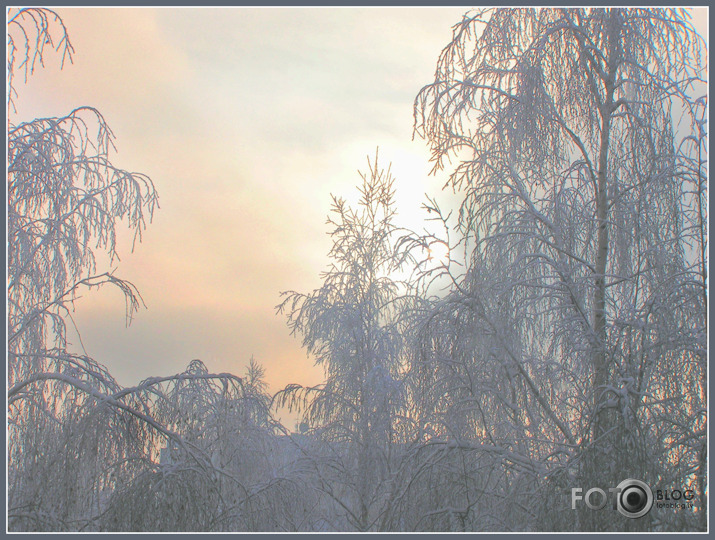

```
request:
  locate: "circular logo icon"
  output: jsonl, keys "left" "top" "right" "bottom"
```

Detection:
{"left": 616, "top": 478, "right": 653, "bottom": 519}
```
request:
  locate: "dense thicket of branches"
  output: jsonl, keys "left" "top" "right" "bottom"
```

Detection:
{"left": 7, "top": 7, "right": 707, "bottom": 532}
{"left": 410, "top": 7, "right": 707, "bottom": 531}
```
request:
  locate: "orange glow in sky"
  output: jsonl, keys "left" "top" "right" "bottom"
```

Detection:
{"left": 9, "top": 7, "right": 474, "bottom": 422}
{"left": 9, "top": 7, "right": 708, "bottom": 426}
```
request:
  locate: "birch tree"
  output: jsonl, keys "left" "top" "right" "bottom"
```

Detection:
{"left": 276, "top": 151, "right": 418, "bottom": 530}
{"left": 413, "top": 7, "right": 707, "bottom": 531}
{"left": 98, "top": 359, "right": 283, "bottom": 532}
{"left": 6, "top": 8, "right": 159, "bottom": 528}
{"left": 7, "top": 10, "right": 269, "bottom": 532}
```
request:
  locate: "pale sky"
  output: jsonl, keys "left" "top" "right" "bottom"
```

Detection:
{"left": 10, "top": 7, "right": 708, "bottom": 424}
{"left": 10, "top": 7, "right": 470, "bottom": 411}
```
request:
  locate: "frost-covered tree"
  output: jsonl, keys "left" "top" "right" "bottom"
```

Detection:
{"left": 7, "top": 7, "right": 156, "bottom": 425}
{"left": 413, "top": 7, "right": 707, "bottom": 531}
{"left": 7, "top": 10, "right": 275, "bottom": 532}
{"left": 8, "top": 6, "right": 707, "bottom": 533}
{"left": 99, "top": 359, "right": 283, "bottom": 532}
{"left": 276, "top": 151, "right": 419, "bottom": 530}
{"left": 6, "top": 8, "right": 160, "bottom": 530}
{"left": 7, "top": 8, "right": 158, "bottom": 384}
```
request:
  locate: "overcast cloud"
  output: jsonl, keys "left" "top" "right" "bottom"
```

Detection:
{"left": 12, "top": 7, "right": 707, "bottom": 425}
{"left": 11, "top": 7, "right": 476, "bottom": 415}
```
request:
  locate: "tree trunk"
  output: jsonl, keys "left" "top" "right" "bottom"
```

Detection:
{"left": 591, "top": 8, "right": 621, "bottom": 449}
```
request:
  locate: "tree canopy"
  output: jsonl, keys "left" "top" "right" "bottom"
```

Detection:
{"left": 7, "top": 7, "right": 707, "bottom": 532}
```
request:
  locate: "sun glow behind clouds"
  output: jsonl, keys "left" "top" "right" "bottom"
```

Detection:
{"left": 426, "top": 239, "right": 451, "bottom": 267}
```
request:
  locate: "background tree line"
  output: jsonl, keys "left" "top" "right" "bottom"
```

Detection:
{"left": 7, "top": 7, "right": 707, "bottom": 532}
